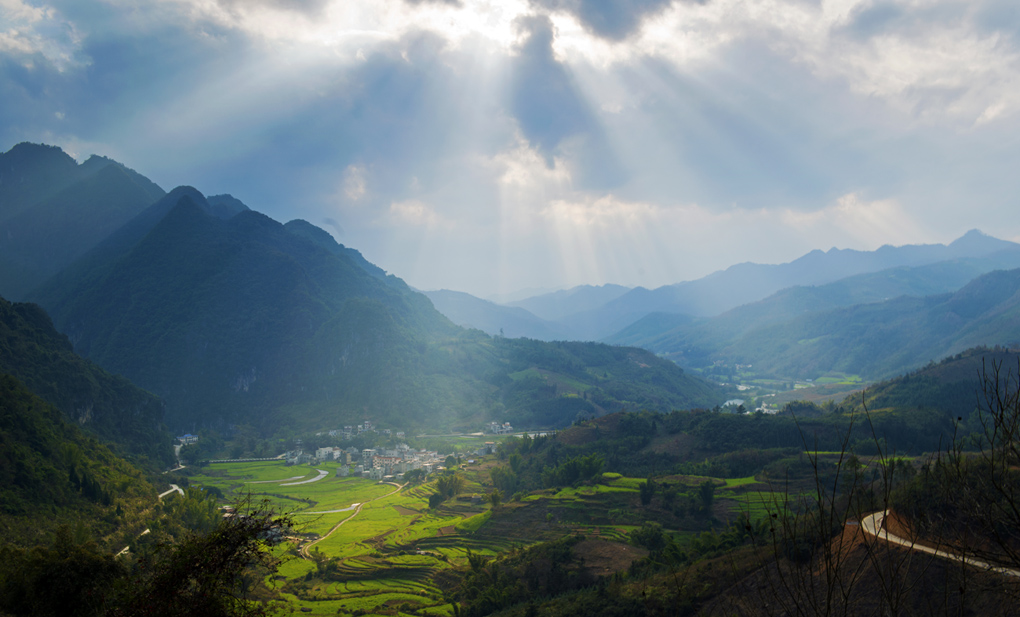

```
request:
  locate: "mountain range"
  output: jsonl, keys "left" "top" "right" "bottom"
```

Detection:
{"left": 2, "top": 143, "right": 725, "bottom": 435}
{"left": 428, "top": 231, "right": 1020, "bottom": 344}
{"left": 606, "top": 259, "right": 1020, "bottom": 381}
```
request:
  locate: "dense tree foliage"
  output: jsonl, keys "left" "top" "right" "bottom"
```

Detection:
{"left": 0, "top": 374, "right": 153, "bottom": 546}
{"left": 30, "top": 190, "right": 724, "bottom": 435}
{"left": 0, "top": 498, "right": 290, "bottom": 617}
{"left": 0, "top": 297, "right": 173, "bottom": 467}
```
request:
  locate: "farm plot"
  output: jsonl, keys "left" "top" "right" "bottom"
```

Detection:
{"left": 185, "top": 461, "right": 488, "bottom": 615}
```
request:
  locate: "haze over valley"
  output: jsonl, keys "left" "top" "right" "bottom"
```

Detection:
{"left": 4, "top": 0, "right": 1020, "bottom": 615}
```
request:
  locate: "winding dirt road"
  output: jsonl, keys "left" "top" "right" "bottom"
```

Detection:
{"left": 860, "top": 510, "right": 1020, "bottom": 578}
{"left": 298, "top": 482, "right": 405, "bottom": 559}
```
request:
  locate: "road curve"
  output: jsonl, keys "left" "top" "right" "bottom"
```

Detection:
{"left": 860, "top": 510, "right": 1020, "bottom": 578}
{"left": 299, "top": 482, "right": 405, "bottom": 559}
{"left": 281, "top": 469, "right": 328, "bottom": 486}
{"left": 157, "top": 484, "right": 185, "bottom": 500}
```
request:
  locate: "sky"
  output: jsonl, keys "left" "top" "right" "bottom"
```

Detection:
{"left": 3, "top": 0, "right": 1020, "bottom": 298}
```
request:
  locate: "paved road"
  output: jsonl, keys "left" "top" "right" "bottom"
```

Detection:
{"left": 293, "top": 504, "right": 360, "bottom": 515}
{"left": 157, "top": 484, "right": 185, "bottom": 500}
{"left": 115, "top": 528, "right": 150, "bottom": 557}
{"left": 281, "top": 469, "right": 328, "bottom": 486}
{"left": 246, "top": 475, "right": 307, "bottom": 484}
{"left": 860, "top": 510, "right": 1020, "bottom": 577}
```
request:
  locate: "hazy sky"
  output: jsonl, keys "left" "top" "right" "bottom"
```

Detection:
{"left": 3, "top": 0, "right": 1020, "bottom": 297}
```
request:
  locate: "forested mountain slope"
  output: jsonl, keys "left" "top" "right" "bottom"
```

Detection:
{"left": 32, "top": 189, "right": 725, "bottom": 433}
{"left": 607, "top": 260, "right": 1020, "bottom": 381}
{"left": 0, "top": 374, "right": 154, "bottom": 547}
{"left": 0, "top": 297, "right": 172, "bottom": 467}
{"left": 715, "top": 269, "right": 1020, "bottom": 380}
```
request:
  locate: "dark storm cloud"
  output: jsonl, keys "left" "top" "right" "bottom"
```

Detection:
{"left": 509, "top": 16, "right": 593, "bottom": 154}
{"left": 530, "top": 0, "right": 681, "bottom": 41}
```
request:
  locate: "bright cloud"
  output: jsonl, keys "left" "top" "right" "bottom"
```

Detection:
{"left": 0, "top": 0, "right": 87, "bottom": 70}
{"left": 3, "top": 0, "right": 1020, "bottom": 296}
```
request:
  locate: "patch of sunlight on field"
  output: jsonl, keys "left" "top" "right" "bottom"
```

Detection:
{"left": 189, "top": 460, "right": 396, "bottom": 517}
{"left": 314, "top": 502, "right": 410, "bottom": 553}
{"left": 724, "top": 476, "right": 761, "bottom": 487}
{"left": 600, "top": 475, "right": 644, "bottom": 490}
{"left": 387, "top": 512, "right": 461, "bottom": 546}
{"left": 275, "top": 551, "right": 316, "bottom": 579}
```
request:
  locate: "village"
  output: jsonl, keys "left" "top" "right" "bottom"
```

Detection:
{"left": 272, "top": 420, "right": 515, "bottom": 481}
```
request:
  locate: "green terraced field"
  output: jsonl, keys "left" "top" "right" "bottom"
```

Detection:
{"left": 184, "top": 460, "right": 787, "bottom": 615}
{"left": 183, "top": 460, "right": 495, "bottom": 615}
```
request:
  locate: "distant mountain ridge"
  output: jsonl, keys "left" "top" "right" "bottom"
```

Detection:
{"left": 682, "top": 268, "right": 1020, "bottom": 381}
{"left": 609, "top": 252, "right": 1020, "bottom": 353}
{"left": 0, "top": 143, "right": 166, "bottom": 300}
{"left": 424, "top": 289, "right": 570, "bottom": 340}
{"left": 507, "top": 284, "right": 632, "bottom": 322}
{"left": 567, "top": 230, "right": 1020, "bottom": 340}
{"left": 424, "top": 231, "right": 1020, "bottom": 343}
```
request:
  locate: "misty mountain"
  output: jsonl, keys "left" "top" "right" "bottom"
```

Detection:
{"left": 32, "top": 185, "right": 725, "bottom": 433}
{"left": 0, "top": 296, "right": 173, "bottom": 468}
{"left": 507, "top": 284, "right": 632, "bottom": 322}
{"left": 549, "top": 230, "right": 1020, "bottom": 340}
{"left": 706, "top": 268, "right": 1020, "bottom": 381}
{"left": 0, "top": 143, "right": 166, "bottom": 300}
{"left": 609, "top": 253, "right": 1020, "bottom": 354}
{"left": 424, "top": 289, "right": 570, "bottom": 340}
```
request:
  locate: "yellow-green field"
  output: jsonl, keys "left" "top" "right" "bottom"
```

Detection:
{"left": 185, "top": 460, "right": 514, "bottom": 616}
{"left": 183, "top": 460, "right": 789, "bottom": 615}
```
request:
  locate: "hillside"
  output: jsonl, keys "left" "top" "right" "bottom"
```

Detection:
{"left": 424, "top": 289, "right": 570, "bottom": 340}
{"left": 32, "top": 189, "right": 726, "bottom": 433}
{"left": 840, "top": 346, "right": 1020, "bottom": 424}
{"left": 610, "top": 255, "right": 1020, "bottom": 351}
{"left": 607, "top": 261, "right": 1020, "bottom": 382}
{"left": 0, "top": 296, "right": 173, "bottom": 468}
{"left": 0, "top": 374, "right": 154, "bottom": 547}
{"left": 712, "top": 269, "right": 1020, "bottom": 380}
{"left": 0, "top": 143, "right": 165, "bottom": 300}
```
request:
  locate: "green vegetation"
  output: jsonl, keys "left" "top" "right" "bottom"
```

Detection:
{"left": 32, "top": 189, "right": 726, "bottom": 436}
{"left": 0, "top": 297, "right": 173, "bottom": 468}
{"left": 0, "top": 374, "right": 154, "bottom": 548}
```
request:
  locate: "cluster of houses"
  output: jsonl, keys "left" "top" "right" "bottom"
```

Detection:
{"left": 316, "top": 421, "right": 407, "bottom": 442}
{"left": 487, "top": 421, "right": 513, "bottom": 435}
{"left": 284, "top": 443, "right": 446, "bottom": 481}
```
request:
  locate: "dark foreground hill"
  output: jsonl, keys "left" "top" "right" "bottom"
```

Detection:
{"left": 32, "top": 188, "right": 725, "bottom": 433}
{"left": 0, "top": 296, "right": 172, "bottom": 467}
{"left": 0, "top": 374, "right": 154, "bottom": 547}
